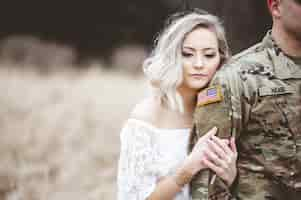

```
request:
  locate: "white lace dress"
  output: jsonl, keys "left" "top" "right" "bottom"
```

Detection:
{"left": 117, "top": 118, "right": 192, "bottom": 200}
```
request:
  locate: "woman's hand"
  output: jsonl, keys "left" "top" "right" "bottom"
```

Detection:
{"left": 182, "top": 127, "right": 219, "bottom": 176}
{"left": 180, "top": 127, "right": 237, "bottom": 187}
{"left": 202, "top": 136, "right": 238, "bottom": 186}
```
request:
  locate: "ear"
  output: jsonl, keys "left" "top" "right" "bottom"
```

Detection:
{"left": 267, "top": 0, "right": 281, "bottom": 18}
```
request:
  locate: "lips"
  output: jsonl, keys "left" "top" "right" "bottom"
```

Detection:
{"left": 190, "top": 73, "right": 208, "bottom": 78}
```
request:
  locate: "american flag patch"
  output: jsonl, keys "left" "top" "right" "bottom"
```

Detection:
{"left": 207, "top": 88, "right": 217, "bottom": 96}
{"left": 197, "top": 85, "right": 223, "bottom": 106}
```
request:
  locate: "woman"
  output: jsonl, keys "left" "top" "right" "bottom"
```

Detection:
{"left": 117, "top": 9, "right": 237, "bottom": 200}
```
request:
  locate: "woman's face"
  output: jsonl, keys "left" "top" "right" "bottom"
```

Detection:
{"left": 180, "top": 27, "right": 221, "bottom": 92}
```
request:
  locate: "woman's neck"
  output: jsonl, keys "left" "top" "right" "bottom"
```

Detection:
{"left": 178, "top": 88, "right": 198, "bottom": 115}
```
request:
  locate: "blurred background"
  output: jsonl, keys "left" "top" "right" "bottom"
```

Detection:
{"left": 0, "top": 1, "right": 271, "bottom": 199}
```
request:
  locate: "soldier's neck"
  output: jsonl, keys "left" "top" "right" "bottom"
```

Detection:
{"left": 272, "top": 25, "right": 301, "bottom": 57}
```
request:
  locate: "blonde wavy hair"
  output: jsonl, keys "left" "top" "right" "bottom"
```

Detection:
{"left": 143, "top": 9, "right": 230, "bottom": 113}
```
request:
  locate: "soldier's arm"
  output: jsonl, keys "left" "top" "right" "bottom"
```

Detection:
{"left": 190, "top": 65, "right": 245, "bottom": 200}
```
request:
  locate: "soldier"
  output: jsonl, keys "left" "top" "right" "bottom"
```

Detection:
{"left": 190, "top": 0, "right": 301, "bottom": 199}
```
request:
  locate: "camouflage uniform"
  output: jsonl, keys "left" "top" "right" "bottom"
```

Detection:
{"left": 189, "top": 31, "right": 301, "bottom": 200}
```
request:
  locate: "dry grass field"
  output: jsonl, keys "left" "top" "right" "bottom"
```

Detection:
{"left": 0, "top": 65, "right": 148, "bottom": 200}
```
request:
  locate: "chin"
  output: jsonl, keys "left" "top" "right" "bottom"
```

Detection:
{"left": 190, "top": 81, "right": 208, "bottom": 90}
{"left": 188, "top": 84, "right": 207, "bottom": 91}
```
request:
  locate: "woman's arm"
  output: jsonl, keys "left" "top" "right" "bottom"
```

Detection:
{"left": 117, "top": 120, "right": 159, "bottom": 200}
{"left": 147, "top": 127, "right": 237, "bottom": 200}
{"left": 146, "top": 166, "right": 193, "bottom": 200}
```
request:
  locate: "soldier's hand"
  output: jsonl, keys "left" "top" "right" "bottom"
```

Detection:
{"left": 202, "top": 136, "right": 238, "bottom": 186}
{"left": 182, "top": 127, "right": 218, "bottom": 176}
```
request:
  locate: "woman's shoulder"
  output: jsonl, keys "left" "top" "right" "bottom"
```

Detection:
{"left": 130, "top": 97, "right": 162, "bottom": 126}
{"left": 119, "top": 97, "right": 162, "bottom": 140}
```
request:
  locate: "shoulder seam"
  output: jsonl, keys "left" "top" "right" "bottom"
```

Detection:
{"left": 231, "top": 43, "right": 264, "bottom": 62}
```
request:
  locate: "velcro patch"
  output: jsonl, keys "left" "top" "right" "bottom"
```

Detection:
{"left": 197, "top": 85, "right": 223, "bottom": 107}
{"left": 258, "top": 85, "right": 294, "bottom": 96}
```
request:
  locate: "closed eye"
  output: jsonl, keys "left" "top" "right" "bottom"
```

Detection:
{"left": 204, "top": 54, "right": 216, "bottom": 58}
{"left": 182, "top": 51, "right": 193, "bottom": 57}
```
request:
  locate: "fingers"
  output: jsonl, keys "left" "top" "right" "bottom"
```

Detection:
{"left": 204, "top": 127, "right": 218, "bottom": 139}
{"left": 207, "top": 139, "right": 227, "bottom": 159}
{"left": 195, "top": 127, "right": 217, "bottom": 146}
{"left": 201, "top": 136, "right": 238, "bottom": 186}
{"left": 230, "top": 137, "right": 237, "bottom": 154}
{"left": 203, "top": 138, "right": 237, "bottom": 169}
{"left": 202, "top": 156, "right": 223, "bottom": 177}
{"left": 211, "top": 136, "right": 232, "bottom": 155}
{"left": 202, "top": 149, "right": 235, "bottom": 186}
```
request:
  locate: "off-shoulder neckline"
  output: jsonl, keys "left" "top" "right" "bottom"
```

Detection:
{"left": 127, "top": 118, "right": 191, "bottom": 132}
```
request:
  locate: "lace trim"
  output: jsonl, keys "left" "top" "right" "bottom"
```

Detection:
{"left": 117, "top": 120, "right": 161, "bottom": 200}
{"left": 117, "top": 119, "right": 190, "bottom": 200}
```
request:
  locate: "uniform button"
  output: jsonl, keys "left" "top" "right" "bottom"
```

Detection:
{"left": 290, "top": 171, "right": 295, "bottom": 176}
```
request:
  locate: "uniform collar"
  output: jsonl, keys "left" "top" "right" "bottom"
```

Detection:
{"left": 263, "top": 31, "right": 301, "bottom": 79}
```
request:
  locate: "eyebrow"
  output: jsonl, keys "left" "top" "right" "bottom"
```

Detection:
{"left": 182, "top": 46, "right": 217, "bottom": 51}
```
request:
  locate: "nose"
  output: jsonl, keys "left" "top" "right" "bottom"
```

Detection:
{"left": 193, "top": 55, "right": 204, "bottom": 69}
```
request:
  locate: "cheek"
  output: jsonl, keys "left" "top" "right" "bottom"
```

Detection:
{"left": 182, "top": 61, "right": 193, "bottom": 74}
{"left": 207, "top": 61, "right": 221, "bottom": 77}
{"left": 207, "top": 69, "right": 217, "bottom": 82}
{"left": 182, "top": 59, "right": 192, "bottom": 69}
{"left": 182, "top": 64, "right": 190, "bottom": 81}
{"left": 182, "top": 63, "right": 189, "bottom": 75}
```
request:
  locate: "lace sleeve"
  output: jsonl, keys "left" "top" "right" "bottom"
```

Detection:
{"left": 117, "top": 119, "right": 159, "bottom": 200}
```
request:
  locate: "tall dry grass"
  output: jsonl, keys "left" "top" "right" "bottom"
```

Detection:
{"left": 0, "top": 66, "right": 148, "bottom": 200}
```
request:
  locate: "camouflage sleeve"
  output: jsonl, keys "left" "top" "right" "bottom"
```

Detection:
{"left": 189, "top": 64, "right": 245, "bottom": 200}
